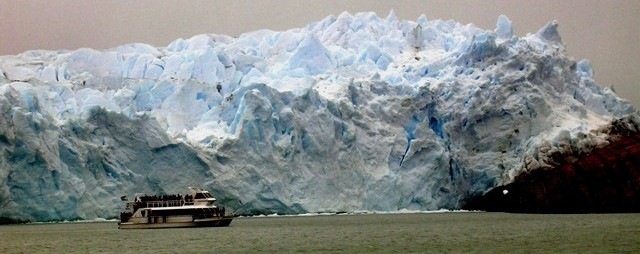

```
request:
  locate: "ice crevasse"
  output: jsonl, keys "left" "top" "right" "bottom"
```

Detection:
{"left": 0, "top": 11, "right": 638, "bottom": 221}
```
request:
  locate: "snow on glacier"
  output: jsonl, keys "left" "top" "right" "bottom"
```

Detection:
{"left": 0, "top": 12, "right": 638, "bottom": 221}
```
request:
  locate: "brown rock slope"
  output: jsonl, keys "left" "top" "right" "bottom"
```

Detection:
{"left": 463, "top": 132, "right": 640, "bottom": 213}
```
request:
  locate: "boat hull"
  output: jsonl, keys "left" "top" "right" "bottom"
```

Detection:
{"left": 118, "top": 216, "right": 233, "bottom": 229}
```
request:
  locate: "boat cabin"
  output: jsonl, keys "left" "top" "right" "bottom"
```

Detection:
{"left": 120, "top": 187, "right": 220, "bottom": 223}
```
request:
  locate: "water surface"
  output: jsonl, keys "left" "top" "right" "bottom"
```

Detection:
{"left": 1, "top": 213, "right": 639, "bottom": 253}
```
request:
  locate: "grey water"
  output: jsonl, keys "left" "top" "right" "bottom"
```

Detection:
{"left": 1, "top": 213, "right": 639, "bottom": 253}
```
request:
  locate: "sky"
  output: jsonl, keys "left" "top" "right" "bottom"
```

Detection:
{"left": 1, "top": 0, "right": 638, "bottom": 107}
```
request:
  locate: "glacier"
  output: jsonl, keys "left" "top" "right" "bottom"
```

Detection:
{"left": 0, "top": 11, "right": 638, "bottom": 221}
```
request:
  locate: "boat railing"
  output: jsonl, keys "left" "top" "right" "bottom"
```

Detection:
{"left": 145, "top": 200, "right": 185, "bottom": 207}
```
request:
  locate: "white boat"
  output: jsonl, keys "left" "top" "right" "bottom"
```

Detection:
{"left": 118, "top": 187, "right": 233, "bottom": 229}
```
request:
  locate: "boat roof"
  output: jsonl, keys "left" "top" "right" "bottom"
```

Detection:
{"left": 144, "top": 205, "right": 217, "bottom": 211}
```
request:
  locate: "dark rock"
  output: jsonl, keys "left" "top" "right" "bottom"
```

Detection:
{"left": 463, "top": 132, "right": 640, "bottom": 213}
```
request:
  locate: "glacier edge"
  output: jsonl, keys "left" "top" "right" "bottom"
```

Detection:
{"left": 0, "top": 12, "right": 638, "bottom": 221}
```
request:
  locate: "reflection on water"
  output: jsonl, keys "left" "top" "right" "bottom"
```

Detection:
{"left": 1, "top": 213, "right": 639, "bottom": 253}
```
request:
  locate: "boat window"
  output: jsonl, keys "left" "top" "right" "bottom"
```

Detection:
{"left": 204, "top": 193, "right": 213, "bottom": 198}
{"left": 141, "top": 210, "right": 146, "bottom": 217}
{"left": 194, "top": 193, "right": 205, "bottom": 199}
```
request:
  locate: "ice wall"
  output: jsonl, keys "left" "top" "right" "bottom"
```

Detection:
{"left": 0, "top": 12, "right": 637, "bottom": 221}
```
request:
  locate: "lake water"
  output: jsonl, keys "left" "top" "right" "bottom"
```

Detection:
{"left": 1, "top": 213, "right": 639, "bottom": 253}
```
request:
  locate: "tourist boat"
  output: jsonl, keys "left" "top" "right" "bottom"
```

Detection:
{"left": 118, "top": 187, "right": 233, "bottom": 229}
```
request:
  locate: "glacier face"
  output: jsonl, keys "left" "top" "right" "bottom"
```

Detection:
{"left": 0, "top": 12, "right": 637, "bottom": 221}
